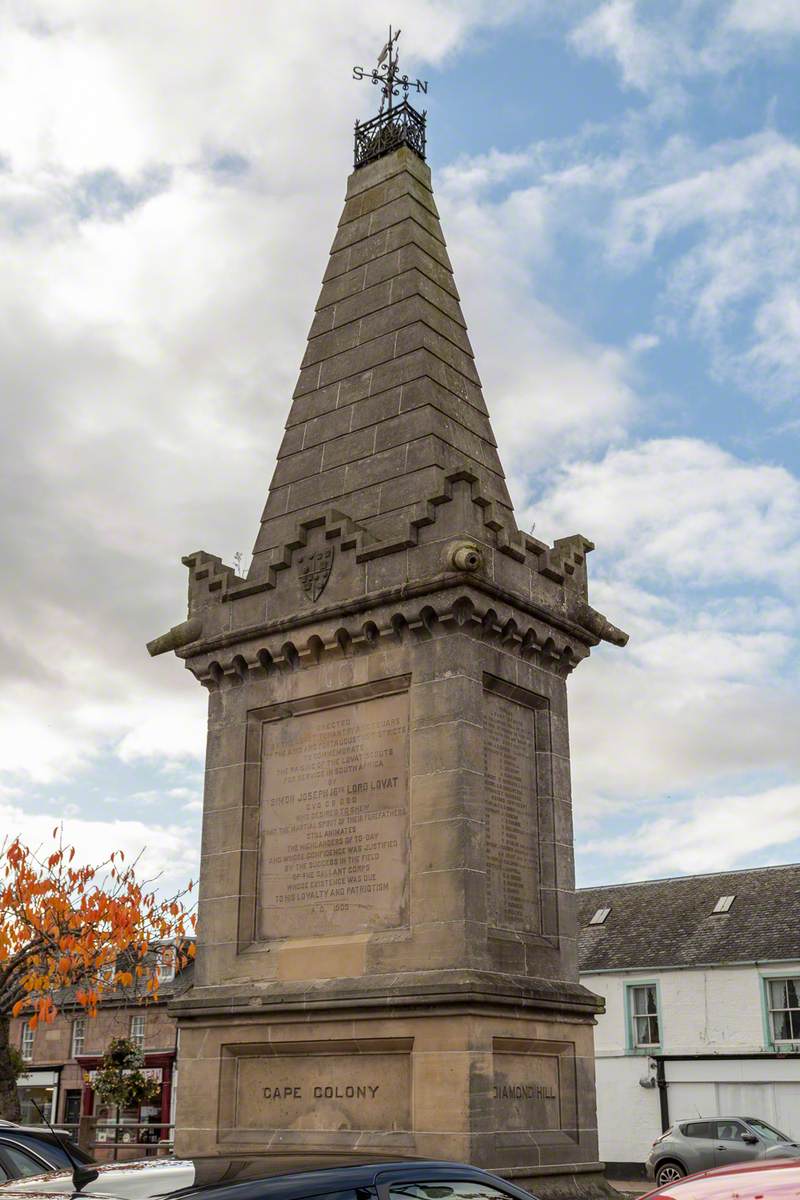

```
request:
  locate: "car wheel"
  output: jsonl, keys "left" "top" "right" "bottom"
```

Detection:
{"left": 656, "top": 1162, "right": 686, "bottom": 1187}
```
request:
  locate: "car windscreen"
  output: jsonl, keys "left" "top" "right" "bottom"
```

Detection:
{"left": 745, "top": 1119, "right": 793, "bottom": 1143}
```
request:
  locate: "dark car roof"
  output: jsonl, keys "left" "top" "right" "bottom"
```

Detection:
{"left": 171, "top": 1157, "right": 532, "bottom": 1200}
{"left": 0, "top": 1128, "right": 93, "bottom": 1165}
{"left": 0, "top": 1132, "right": 70, "bottom": 1144}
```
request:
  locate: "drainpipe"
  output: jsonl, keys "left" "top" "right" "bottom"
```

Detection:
{"left": 655, "top": 1056, "right": 670, "bottom": 1133}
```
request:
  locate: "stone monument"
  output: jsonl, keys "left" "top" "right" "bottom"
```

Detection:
{"left": 151, "top": 35, "right": 627, "bottom": 1192}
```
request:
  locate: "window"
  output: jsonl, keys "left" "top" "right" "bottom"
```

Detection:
{"left": 712, "top": 895, "right": 735, "bottom": 913}
{"left": 683, "top": 1121, "right": 715, "bottom": 1139}
{"left": 745, "top": 1118, "right": 790, "bottom": 1143}
{"left": 20, "top": 1022, "right": 34, "bottom": 1062}
{"left": 589, "top": 907, "right": 611, "bottom": 926}
{"left": 1, "top": 1145, "right": 48, "bottom": 1179}
{"left": 714, "top": 1120, "right": 749, "bottom": 1142}
{"left": 389, "top": 1182, "right": 516, "bottom": 1200}
{"left": 766, "top": 977, "right": 800, "bottom": 1043}
{"left": 628, "top": 983, "right": 661, "bottom": 1049}
{"left": 156, "top": 945, "right": 176, "bottom": 983}
{"left": 98, "top": 958, "right": 116, "bottom": 985}
{"left": 71, "top": 1016, "right": 86, "bottom": 1058}
{"left": 130, "top": 1014, "right": 146, "bottom": 1049}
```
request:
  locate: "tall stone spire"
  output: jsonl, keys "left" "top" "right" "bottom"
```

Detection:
{"left": 249, "top": 145, "right": 513, "bottom": 583}
{"left": 152, "top": 65, "right": 627, "bottom": 1191}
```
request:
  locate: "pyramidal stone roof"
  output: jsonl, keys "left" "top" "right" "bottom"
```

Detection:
{"left": 248, "top": 145, "right": 513, "bottom": 581}
{"left": 147, "top": 140, "right": 629, "bottom": 665}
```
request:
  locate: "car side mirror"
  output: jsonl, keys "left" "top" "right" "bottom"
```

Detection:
{"left": 742, "top": 1135, "right": 759, "bottom": 1145}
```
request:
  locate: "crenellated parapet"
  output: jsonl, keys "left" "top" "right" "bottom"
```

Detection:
{"left": 150, "top": 467, "right": 626, "bottom": 663}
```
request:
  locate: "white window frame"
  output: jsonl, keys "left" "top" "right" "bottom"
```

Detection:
{"left": 130, "top": 1013, "right": 146, "bottom": 1050}
{"left": 71, "top": 1015, "right": 86, "bottom": 1058}
{"left": 766, "top": 976, "right": 800, "bottom": 1045}
{"left": 156, "top": 945, "right": 176, "bottom": 983}
{"left": 97, "top": 958, "right": 116, "bottom": 985}
{"left": 628, "top": 982, "right": 661, "bottom": 1050}
{"left": 20, "top": 1021, "right": 34, "bottom": 1061}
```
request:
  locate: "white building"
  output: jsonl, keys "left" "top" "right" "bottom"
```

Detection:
{"left": 578, "top": 865, "right": 800, "bottom": 1173}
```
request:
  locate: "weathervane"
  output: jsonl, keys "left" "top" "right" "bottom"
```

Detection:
{"left": 352, "top": 26, "right": 429, "bottom": 168}
{"left": 353, "top": 26, "right": 428, "bottom": 115}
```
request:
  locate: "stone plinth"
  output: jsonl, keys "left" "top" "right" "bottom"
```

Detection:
{"left": 158, "top": 141, "right": 627, "bottom": 1191}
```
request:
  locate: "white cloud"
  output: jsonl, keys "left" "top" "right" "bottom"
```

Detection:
{"left": 532, "top": 436, "right": 800, "bottom": 827}
{"left": 437, "top": 126, "right": 800, "bottom": 407}
{"left": 0, "top": 0, "right": 525, "bottom": 175}
{"left": 0, "top": 2, "right": 646, "bottom": 790}
{"left": 726, "top": 0, "right": 800, "bottom": 36}
{"left": 534, "top": 437, "right": 800, "bottom": 590}
{"left": 0, "top": 800, "right": 199, "bottom": 897}
{"left": 570, "top": 625, "right": 800, "bottom": 804}
{"left": 608, "top": 131, "right": 800, "bottom": 400}
{"left": 1, "top": 0, "right": 798, "bottom": 894}
{"left": 0, "top": 3, "right": 506, "bottom": 788}
{"left": 569, "top": 0, "right": 800, "bottom": 104}
{"left": 581, "top": 785, "right": 800, "bottom": 878}
{"left": 570, "top": 0, "right": 681, "bottom": 94}
{"left": 436, "top": 155, "right": 642, "bottom": 500}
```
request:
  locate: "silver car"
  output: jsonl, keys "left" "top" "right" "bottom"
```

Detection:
{"left": 647, "top": 1116, "right": 800, "bottom": 1186}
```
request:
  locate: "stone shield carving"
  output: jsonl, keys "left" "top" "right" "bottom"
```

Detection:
{"left": 296, "top": 546, "right": 334, "bottom": 602}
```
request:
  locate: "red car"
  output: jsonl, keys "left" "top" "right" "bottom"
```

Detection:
{"left": 642, "top": 1158, "right": 800, "bottom": 1200}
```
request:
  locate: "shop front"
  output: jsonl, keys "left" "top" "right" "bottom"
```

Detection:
{"left": 16, "top": 1069, "right": 60, "bottom": 1125}
{"left": 76, "top": 1052, "right": 174, "bottom": 1156}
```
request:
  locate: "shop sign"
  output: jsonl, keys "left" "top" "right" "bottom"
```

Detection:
{"left": 17, "top": 1071, "right": 59, "bottom": 1087}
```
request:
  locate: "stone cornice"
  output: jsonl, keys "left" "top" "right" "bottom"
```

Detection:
{"left": 180, "top": 581, "right": 600, "bottom": 690}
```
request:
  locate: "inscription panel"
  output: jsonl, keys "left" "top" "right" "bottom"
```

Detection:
{"left": 484, "top": 689, "right": 540, "bottom": 933}
{"left": 258, "top": 691, "right": 409, "bottom": 939}
{"left": 492, "top": 1038, "right": 579, "bottom": 1150}
{"left": 235, "top": 1050, "right": 411, "bottom": 1133}
{"left": 493, "top": 1051, "right": 561, "bottom": 1132}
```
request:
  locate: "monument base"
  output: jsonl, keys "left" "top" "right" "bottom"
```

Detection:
{"left": 496, "top": 1164, "right": 614, "bottom": 1200}
{"left": 171, "top": 972, "right": 601, "bottom": 1179}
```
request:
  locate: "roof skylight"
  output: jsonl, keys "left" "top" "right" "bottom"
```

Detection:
{"left": 589, "top": 906, "right": 611, "bottom": 926}
{"left": 712, "top": 895, "right": 735, "bottom": 914}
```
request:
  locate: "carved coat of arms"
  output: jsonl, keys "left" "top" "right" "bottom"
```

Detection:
{"left": 296, "top": 546, "right": 334, "bottom": 602}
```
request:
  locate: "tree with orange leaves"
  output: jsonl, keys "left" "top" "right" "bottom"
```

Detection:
{"left": 0, "top": 828, "right": 195, "bottom": 1121}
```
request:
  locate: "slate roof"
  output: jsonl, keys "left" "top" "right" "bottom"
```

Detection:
{"left": 54, "top": 950, "right": 195, "bottom": 1010}
{"left": 577, "top": 864, "right": 800, "bottom": 972}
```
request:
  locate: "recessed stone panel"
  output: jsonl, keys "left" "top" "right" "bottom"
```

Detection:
{"left": 258, "top": 690, "right": 410, "bottom": 938}
{"left": 484, "top": 688, "right": 541, "bottom": 933}
{"left": 492, "top": 1036, "right": 579, "bottom": 1150}
{"left": 231, "top": 1042, "right": 412, "bottom": 1135}
{"left": 493, "top": 1048, "right": 561, "bottom": 1132}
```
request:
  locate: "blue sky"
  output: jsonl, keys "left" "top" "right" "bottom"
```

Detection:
{"left": 0, "top": 0, "right": 798, "bottom": 896}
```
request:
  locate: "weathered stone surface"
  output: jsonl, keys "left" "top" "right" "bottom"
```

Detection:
{"left": 232, "top": 1044, "right": 411, "bottom": 1134}
{"left": 249, "top": 151, "right": 505, "bottom": 577}
{"left": 258, "top": 691, "right": 410, "bottom": 939}
{"left": 161, "top": 139, "right": 627, "bottom": 1191}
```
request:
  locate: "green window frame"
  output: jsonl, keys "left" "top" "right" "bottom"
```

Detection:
{"left": 762, "top": 975, "right": 800, "bottom": 1047}
{"left": 625, "top": 981, "right": 662, "bottom": 1053}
